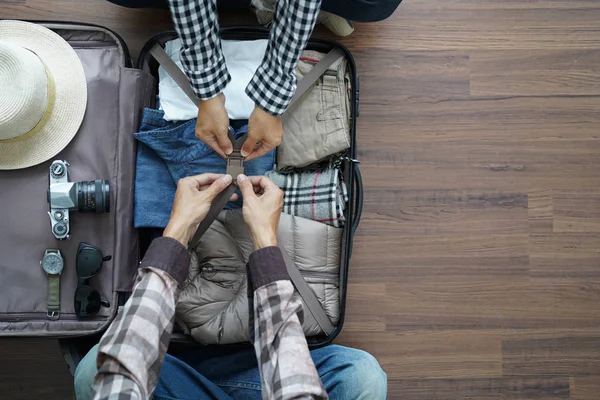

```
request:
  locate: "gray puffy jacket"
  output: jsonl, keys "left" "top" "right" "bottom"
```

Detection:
{"left": 175, "top": 209, "right": 341, "bottom": 345}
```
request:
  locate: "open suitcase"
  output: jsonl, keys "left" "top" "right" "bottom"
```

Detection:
{"left": 0, "top": 21, "right": 363, "bottom": 349}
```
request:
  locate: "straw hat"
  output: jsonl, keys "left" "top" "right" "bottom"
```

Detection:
{"left": 0, "top": 20, "right": 87, "bottom": 170}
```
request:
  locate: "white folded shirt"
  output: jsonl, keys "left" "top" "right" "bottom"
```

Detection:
{"left": 158, "top": 38, "right": 268, "bottom": 121}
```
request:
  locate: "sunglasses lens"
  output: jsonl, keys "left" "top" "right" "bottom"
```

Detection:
{"left": 77, "top": 246, "right": 103, "bottom": 278}
{"left": 74, "top": 286, "right": 102, "bottom": 317}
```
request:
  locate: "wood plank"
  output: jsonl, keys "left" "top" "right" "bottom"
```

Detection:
{"left": 529, "top": 233, "right": 600, "bottom": 278}
{"left": 471, "top": 71, "right": 600, "bottom": 96}
{"left": 529, "top": 190, "right": 554, "bottom": 234}
{"left": 0, "top": 339, "right": 72, "bottom": 399}
{"left": 553, "top": 191, "right": 600, "bottom": 233}
{"left": 502, "top": 330, "right": 600, "bottom": 376}
{"left": 570, "top": 376, "right": 600, "bottom": 400}
{"left": 388, "top": 376, "right": 570, "bottom": 400}
{"left": 336, "top": 330, "right": 502, "bottom": 379}
{"left": 347, "top": 2, "right": 600, "bottom": 51}
{"left": 470, "top": 49, "right": 600, "bottom": 73}
{"left": 355, "top": 49, "right": 470, "bottom": 97}
{"left": 381, "top": 277, "right": 600, "bottom": 330}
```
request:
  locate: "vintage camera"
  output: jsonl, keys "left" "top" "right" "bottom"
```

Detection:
{"left": 47, "top": 160, "right": 110, "bottom": 240}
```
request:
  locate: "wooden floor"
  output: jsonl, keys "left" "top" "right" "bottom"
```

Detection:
{"left": 2, "top": 0, "right": 600, "bottom": 398}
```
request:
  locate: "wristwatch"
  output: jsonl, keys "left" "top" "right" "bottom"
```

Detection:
{"left": 40, "top": 249, "right": 64, "bottom": 320}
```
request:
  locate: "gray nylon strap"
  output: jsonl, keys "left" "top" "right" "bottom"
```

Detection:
{"left": 149, "top": 44, "right": 343, "bottom": 114}
{"left": 284, "top": 48, "right": 344, "bottom": 116}
{"left": 280, "top": 248, "right": 336, "bottom": 335}
{"left": 188, "top": 183, "right": 239, "bottom": 251}
{"left": 149, "top": 45, "right": 199, "bottom": 106}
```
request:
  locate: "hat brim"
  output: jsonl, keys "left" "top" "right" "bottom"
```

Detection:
{"left": 0, "top": 20, "right": 87, "bottom": 170}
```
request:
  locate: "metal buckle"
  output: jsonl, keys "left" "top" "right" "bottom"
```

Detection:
{"left": 47, "top": 310, "right": 60, "bottom": 320}
{"left": 339, "top": 156, "right": 360, "bottom": 164}
{"left": 226, "top": 127, "right": 245, "bottom": 180}
{"left": 226, "top": 153, "right": 244, "bottom": 180}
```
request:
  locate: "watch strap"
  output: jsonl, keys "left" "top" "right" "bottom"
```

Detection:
{"left": 47, "top": 273, "right": 60, "bottom": 320}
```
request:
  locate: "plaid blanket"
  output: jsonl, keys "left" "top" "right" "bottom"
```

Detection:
{"left": 266, "top": 167, "right": 348, "bottom": 228}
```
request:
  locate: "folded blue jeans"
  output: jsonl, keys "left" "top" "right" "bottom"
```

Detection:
{"left": 134, "top": 108, "right": 275, "bottom": 228}
{"left": 75, "top": 343, "right": 387, "bottom": 399}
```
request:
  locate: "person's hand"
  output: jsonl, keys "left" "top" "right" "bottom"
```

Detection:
{"left": 236, "top": 174, "right": 283, "bottom": 249}
{"left": 196, "top": 93, "right": 232, "bottom": 158}
{"left": 242, "top": 106, "right": 283, "bottom": 161}
{"left": 164, "top": 173, "right": 235, "bottom": 245}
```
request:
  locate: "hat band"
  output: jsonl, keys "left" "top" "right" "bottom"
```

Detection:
{"left": 0, "top": 64, "right": 56, "bottom": 144}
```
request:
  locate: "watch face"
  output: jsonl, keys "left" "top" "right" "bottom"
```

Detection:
{"left": 42, "top": 253, "right": 64, "bottom": 274}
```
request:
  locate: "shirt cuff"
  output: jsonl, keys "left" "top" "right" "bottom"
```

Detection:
{"left": 140, "top": 237, "right": 190, "bottom": 286}
{"left": 181, "top": 48, "right": 231, "bottom": 100}
{"left": 245, "top": 64, "right": 295, "bottom": 116}
{"left": 247, "top": 246, "right": 290, "bottom": 290}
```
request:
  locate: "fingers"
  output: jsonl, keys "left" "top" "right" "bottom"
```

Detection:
{"left": 215, "top": 127, "right": 233, "bottom": 155}
{"left": 240, "top": 134, "right": 259, "bottom": 158}
{"left": 203, "top": 174, "right": 233, "bottom": 200}
{"left": 241, "top": 175, "right": 280, "bottom": 195}
{"left": 200, "top": 134, "right": 227, "bottom": 158}
{"left": 244, "top": 141, "right": 276, "bottom": 162}
{"left": 189, "top": 173, "right": 225, "bottom": 189}
{"left": 236, "top": 174, "right": 257, "bottom": 199}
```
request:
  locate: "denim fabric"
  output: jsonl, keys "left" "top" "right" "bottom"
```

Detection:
{"left": 134, "top": 108, "right": 275, "bottom": 228}
{"left": 75, "top": 343, "right": 387, "bottom": 400}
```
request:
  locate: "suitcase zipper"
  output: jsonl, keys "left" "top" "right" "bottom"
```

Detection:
{"left": 202, "top": 266, "right": 338, "bottom": 282}
{"left": 0, "top": 313, "right": 81, "bottom": 322}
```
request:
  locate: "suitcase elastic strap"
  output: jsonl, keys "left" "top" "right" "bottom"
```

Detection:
{"left": 150, "top": 43, "right": 339, "bottom": 336}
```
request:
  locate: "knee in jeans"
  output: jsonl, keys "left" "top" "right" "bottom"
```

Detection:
{"left": 331, "top": 346, "right": 387, "bottom": 399}
{"left": 74, "top": 344, "right": 100, "bottom": 400}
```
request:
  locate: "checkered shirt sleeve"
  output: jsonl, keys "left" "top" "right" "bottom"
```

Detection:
{"left": 92, "top": 241, "right": 326, "bottom": 399}
{"left": 92, "top": 237, "right": 190, "bottom": 399}
{"left": 92, "top": 267, "right": 179, "bottom": 400}
{"left": 168, "top": 0, "right": 231, "bottom": 99}
{"left": 169, "top": 0, "right": 321, "bottom": 114}
{"left": 248, "top": 247, "right": 328, "bottom": 399}
{"left": 246, "top": 0, "right": 322, "bottom": 115}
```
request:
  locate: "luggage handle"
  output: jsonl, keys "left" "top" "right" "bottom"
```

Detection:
{"left": 351, "top": 163, "right": 363, "bottom": 237}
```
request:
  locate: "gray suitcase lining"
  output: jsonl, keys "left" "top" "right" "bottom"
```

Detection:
{"left": 0, "top": 23, "right": 153, "bottom": 337}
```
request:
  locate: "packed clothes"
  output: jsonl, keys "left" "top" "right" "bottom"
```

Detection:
{"left": 277, "top": 49, "right": 352, "bottom": 169}
{"left": 176, "top": 209, "right": 342, "bottom": 345}
{"left": 135, "top": 46, "right": 353, "bottom": 345}
{"left": 133, "top": 108, "right": 275, "bottom": 228}
{"left": 159, "top": 39, "right": 268, "bottom": 121}
{"left": 266, "top": 166, "right": 348, "bottom": 228}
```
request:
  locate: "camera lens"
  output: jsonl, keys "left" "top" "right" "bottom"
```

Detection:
{"left": 76, "top": 180, "right": 110, "bottom": 213}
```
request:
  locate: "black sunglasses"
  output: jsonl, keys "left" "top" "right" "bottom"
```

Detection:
{"left": 74, "top": 242, "right": 111, "bottom": 319}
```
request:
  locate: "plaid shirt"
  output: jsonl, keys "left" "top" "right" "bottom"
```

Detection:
{"left": 92, "top": 238, "right": 327, "bottom": 399}
{"left": 168, "top": 0, "right": 321, "bottom": 116}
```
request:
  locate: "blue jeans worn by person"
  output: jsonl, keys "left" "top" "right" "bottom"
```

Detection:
{"left": 134, "top": 108, "right": 275, "bottom": 228}
{"left": 75, "top": 343, "right": 387, "bottom": 399}
{"left": 105, "top": 0, "right": 402, "bottom": 22}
